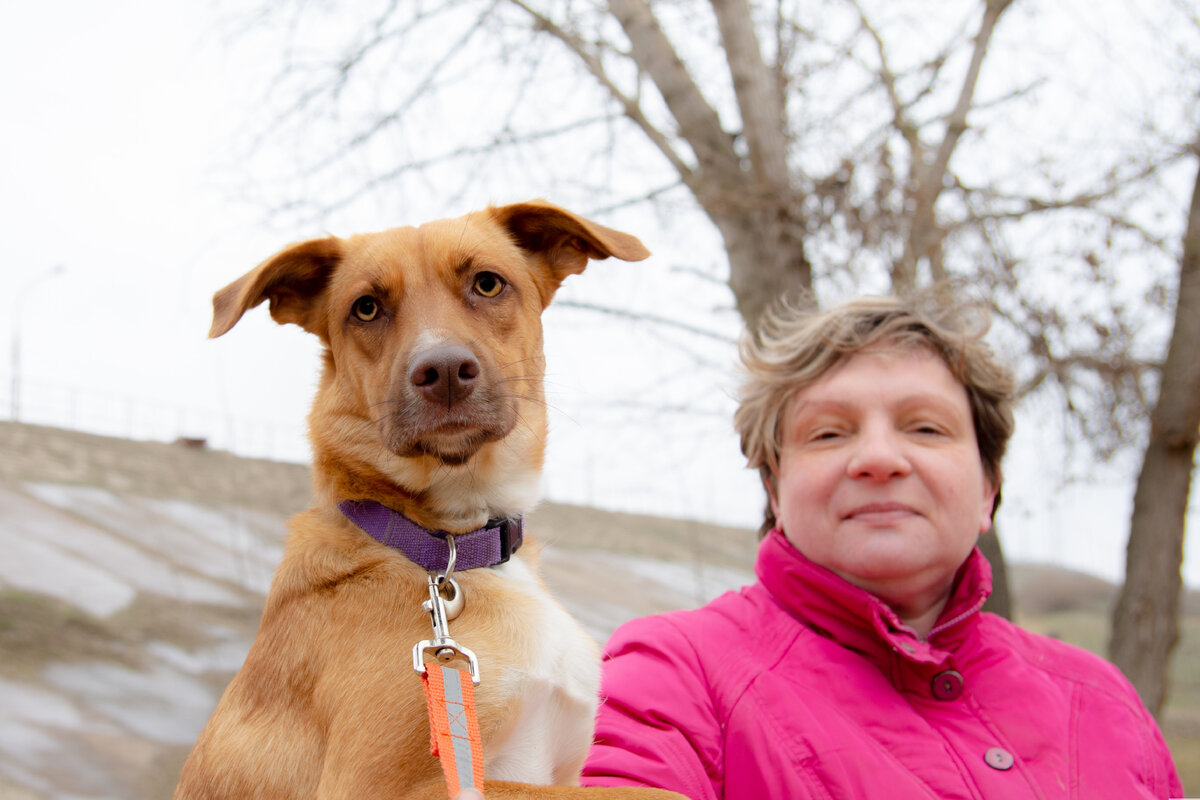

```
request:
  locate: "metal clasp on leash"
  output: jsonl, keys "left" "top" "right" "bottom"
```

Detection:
{"left": 412, "top": 534, "right": 480, "bottom": 685}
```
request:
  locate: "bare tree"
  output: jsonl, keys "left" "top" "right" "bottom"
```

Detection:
{"left": 231, "top": 0, "right": 1186, "bottom": 673}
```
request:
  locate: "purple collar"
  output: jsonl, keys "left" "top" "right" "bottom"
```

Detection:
{"left": 338, "top": 499, "right": 523, "bottom": 572}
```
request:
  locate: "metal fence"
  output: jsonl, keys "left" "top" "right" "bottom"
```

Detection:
{"left": 0, "top": 376, "right": 309, "bottom": 463}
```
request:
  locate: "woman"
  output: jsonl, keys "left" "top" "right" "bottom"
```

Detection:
{"left": 581, "top": 295, "right": 1182, "bottom": 799}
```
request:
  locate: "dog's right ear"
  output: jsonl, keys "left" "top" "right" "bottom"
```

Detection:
{"left": 209, "top": 237, "right": 343, "bottom": 339}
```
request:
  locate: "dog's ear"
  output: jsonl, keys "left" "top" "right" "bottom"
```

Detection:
{"left": 491, "top": 201, "right": 650, "bottom": 294}
{"left": 209, "top": 237, "right": 343, "bottom": 339}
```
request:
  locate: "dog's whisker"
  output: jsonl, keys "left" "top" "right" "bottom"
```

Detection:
{"left": 496, "top": 355, "right": 546, "bottom": 370}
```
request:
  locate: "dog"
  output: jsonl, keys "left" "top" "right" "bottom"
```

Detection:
{"left": 174, "top": 202, "right": 682, "bottom": 799}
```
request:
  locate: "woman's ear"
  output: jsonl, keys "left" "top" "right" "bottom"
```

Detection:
{"left": 763, "top": 473, "right": 780, "bottom": 519}
{"left": 979, "top": 472, "right": 1000, "bottom": 533}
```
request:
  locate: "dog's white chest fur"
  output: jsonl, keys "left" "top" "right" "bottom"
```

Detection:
{"left": 483, "top": 556, "right": 602, "bottom": 785}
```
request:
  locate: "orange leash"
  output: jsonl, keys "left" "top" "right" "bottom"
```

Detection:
{"left": 414, "top": 552, "right": 485, "bottom": 799}
{"left": 421, "top": 663, "right": 486, "bottom": 797}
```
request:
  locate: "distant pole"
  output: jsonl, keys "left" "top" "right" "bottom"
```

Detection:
{"left": 10, "top": 264, "right": 66, "bottom": 421}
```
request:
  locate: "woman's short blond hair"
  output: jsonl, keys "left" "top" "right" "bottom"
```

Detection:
{"left": 734, "top": 292, "right": 1016, "bottom": 537}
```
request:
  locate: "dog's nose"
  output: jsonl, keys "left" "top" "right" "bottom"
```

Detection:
{"left": 408, "top": 345, "right": 481, "bottom": 407}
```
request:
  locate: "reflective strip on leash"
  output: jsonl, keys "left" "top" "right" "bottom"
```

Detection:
{"left": 422, "top": 663, "right": 485, "bottom": 797}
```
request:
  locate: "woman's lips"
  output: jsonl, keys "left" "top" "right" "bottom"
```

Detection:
{"left": 842, "top": 502, "right": 918, "bottom": 524}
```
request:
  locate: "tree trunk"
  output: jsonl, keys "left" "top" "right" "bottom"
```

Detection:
{"left": 607, "top": 0, "right": 811, "bottom": 329}
{"left": 1109, "top": 152, "right": 1200, "bottom": 717}
{"left": 708, "top": 0, "right": 810, "bottom": 326}
{"left": 709, "top": 204, "right": 813, "bottom": 327}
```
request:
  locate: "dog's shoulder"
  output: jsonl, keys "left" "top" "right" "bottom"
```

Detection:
{"left": 262, "top": 509, "right": 426, "bottom": 620}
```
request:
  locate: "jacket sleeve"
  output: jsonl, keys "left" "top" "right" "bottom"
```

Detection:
{"left": 1151, "top": 711, "right": 1185, "bottom": 799}
{"left": 581, "top": 613, "right": 724, "bottom": 800}
{"left": 1090, "top": 651, "right": 1184, "bottom": 798}
{"left": 1130, "top": 683, "right": 1184, "bottom": 798}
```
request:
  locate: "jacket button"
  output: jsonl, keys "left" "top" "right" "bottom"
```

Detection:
{"left": 930, "top": 669, "right": 963, "bottom": 700}
{"left": 984, "top": 747, "right": 1014, "bottom": 770}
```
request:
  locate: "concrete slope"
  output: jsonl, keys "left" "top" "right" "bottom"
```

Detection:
{"left": 0, "top": 423, "right": 756, "bottom": 799}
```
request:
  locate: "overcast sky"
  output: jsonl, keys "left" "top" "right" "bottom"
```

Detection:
{"left": 2, "top": 0, "right": 1197, "bottom": 588}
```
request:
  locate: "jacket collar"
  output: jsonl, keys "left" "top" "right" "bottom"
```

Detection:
{"left": 754, "top": 528, "right": 991, "bottom": 668}
{"left": 339, "top": 499, "right": 523, "bottom": 572}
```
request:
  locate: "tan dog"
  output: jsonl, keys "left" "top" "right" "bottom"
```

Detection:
{"left": 175, "top": 202, "right": 680, "bottom": 799}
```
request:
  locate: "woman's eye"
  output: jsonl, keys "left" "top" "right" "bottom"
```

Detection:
{"left": 352, "top": 295, "right": 379, "bottom": 322}
{"left": 801, "top": 426, "right": 844, "bottom": 443}
{"left": 473, "top": 272, "right": 505, "bottom": 298}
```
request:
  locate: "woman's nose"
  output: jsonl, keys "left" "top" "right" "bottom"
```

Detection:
{"left": 847, "top": 425, "right": 911, "bottom": 480}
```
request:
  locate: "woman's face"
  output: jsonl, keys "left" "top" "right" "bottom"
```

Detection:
{"left": 770, "top": 345, "right": 997, "bottom": 617}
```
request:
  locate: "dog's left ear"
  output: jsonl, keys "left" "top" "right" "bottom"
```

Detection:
{"left": 209, "top": 236, "right": 343, "bottom": 340}
{"left": 491, "top": 201, "right": 650, "bottom": 300}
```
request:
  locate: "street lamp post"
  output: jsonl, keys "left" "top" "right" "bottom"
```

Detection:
{"left": 10, "top": 264, "right": 66, "bottom": 422}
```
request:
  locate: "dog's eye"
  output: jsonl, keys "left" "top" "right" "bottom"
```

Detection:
{"left": 352, "top": 296, "right": 379, "bottom": 322}
{"left": 472, "top": 272, "right": 505, "bottom": 298}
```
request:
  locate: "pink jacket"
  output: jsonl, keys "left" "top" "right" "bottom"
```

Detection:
{"left": 582, "top": 529, "right": 1182, "bottom": 799}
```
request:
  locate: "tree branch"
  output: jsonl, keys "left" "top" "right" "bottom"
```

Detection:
{"left": 712, "top": 0, "right": 790, "bottom": 189}
{"left": 605, "top": 0, "right": 742, "bottom": 186}
{"left": 553, "top": 300, "right": 736, "bottom": 344}
{"left": 850, "top": 0, "right": 924, "bottom": 162}
{"left": 926, "top": 0, "right": 1013, "bottom": 196}
{"left": 505, "top": 0, "right": 696, "bottom": 185}
{"left": 275, "top": 114, "right": 620, "bottom": 226}
{"left": 901, "top": 0, "right": 1013, "bottom": 288}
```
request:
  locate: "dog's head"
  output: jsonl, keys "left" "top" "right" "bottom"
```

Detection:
{"left": 210, "top": 201, "right": 648, "bottom": 530}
